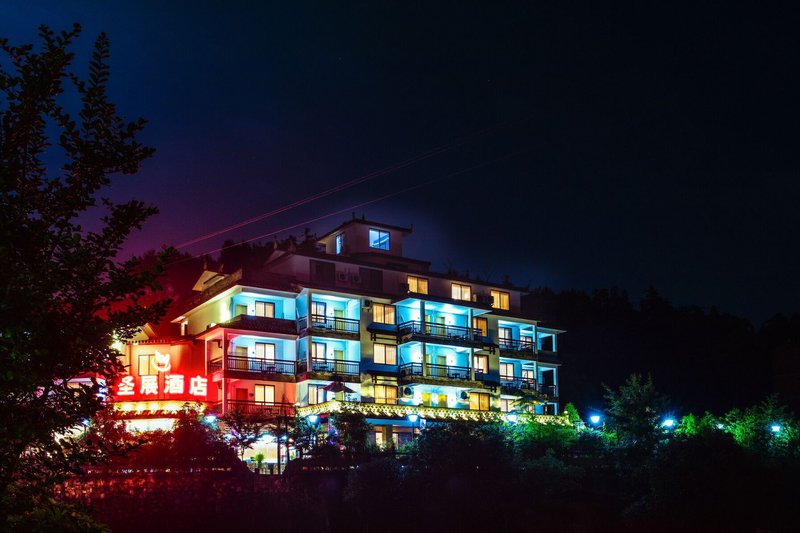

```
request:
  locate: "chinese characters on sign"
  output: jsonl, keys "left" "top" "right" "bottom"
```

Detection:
{"left": 114, "top": 374, "right": 208, "bottom": 398}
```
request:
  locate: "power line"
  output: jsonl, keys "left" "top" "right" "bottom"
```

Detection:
{"left": 173, "top": 147, "right": 529, "bottom": 264}
{"left": 174, "top": 117, "right": 532, "bottom": 249}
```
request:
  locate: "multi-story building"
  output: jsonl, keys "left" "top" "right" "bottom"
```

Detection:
{"left": 112, "top": 218, "right": 564, "bottom": 457}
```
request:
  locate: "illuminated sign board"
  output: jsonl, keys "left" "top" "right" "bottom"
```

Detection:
{"left": 113, "top": 350, "right": 208, "bottom": 401}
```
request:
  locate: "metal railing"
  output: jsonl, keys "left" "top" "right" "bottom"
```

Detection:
{"left": 298, "top": 314, "right": 360, "bottom": 335}
{"left": 498, "top": 338, "right": 536, "bottom": 353}
{"left": 427, "top": 363, "right": 471, "bottom": 380}
{"left": 397, "top": 320, "right": 482, "bottom": 342}
{"left": 224, "top": 355, "right": 295, "bottom": 375}
{"left": 300, "top": 358, "right": 360, "bottom": 376}
{"left": 211, "top": 400, "right": 295, "bottom": 417}
{"left": 500, "top": 376, "right": 538, "bottom": 390}
{"left": 222, "top": 314, "right": 299, "bottom": 335}
{"left": 539, "top": 384, "right": 558, "bottom": 397}
{"left": 399, "top": 362, "right": 423, "bottom": 377}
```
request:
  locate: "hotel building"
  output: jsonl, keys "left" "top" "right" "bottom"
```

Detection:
{"left": 113, "top": 218, "right": 564, "bottom": 454}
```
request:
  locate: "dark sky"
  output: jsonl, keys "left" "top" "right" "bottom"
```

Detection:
{"left": 4, "top": 2, "right": 799, "bottom": 323}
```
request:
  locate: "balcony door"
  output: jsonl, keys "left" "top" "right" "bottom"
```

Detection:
{"left": 253, "top": 342, "right": 276, "bottom": 372}
{"left": 498, "top": 327, "right": 512, "bottom": 348}
{"left": 255, "top": 384, "right": 275, "bottom": 404}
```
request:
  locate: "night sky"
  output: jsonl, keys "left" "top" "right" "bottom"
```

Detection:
{"left": 4, "top": 2, "right": 799, "bottom": 323}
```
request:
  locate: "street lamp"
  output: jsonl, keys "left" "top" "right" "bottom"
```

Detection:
{"left": 771, "top": 424, "right": 782, "bottom": 433}
{"left": 589, "top": 414, "right": 602, "bottom": 426}
{"left": 661, "top": 417, "right": 676, "bottom": 429}
{"left": 407, "top": 413, "right": 419, "bottom": 440}
{"left": 505, "top": 411, "right": 519, "bottom": 424}
{"left": 307, "top": 414, "right": 319, "bottom": 425}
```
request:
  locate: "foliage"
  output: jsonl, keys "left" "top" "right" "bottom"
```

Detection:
{"left": 603, "top": 374, "right": 668, "bottom": 450}
{"left": 723, "top": 395, "right": 798, "bottom": 457}
{"left": 508, "top": 416, "right": 577, "bottom": 459}
{"left": 221, "top": 407, "right": 270, "bottom": 459}
{"left": 563, "top": 402, "right": 581, "bottom": 424}
{"left": 329, "top": 408, "right": 373, "bottom": 454}
{"left": 0, "top": 24, "right": 167, "bottom": 522}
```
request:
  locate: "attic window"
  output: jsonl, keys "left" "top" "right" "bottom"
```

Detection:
{"left": 335, "top": 233, "right": 344, "bottom": 255}
{"left": 369, "top": 229, "right": 390, "bottom": 250}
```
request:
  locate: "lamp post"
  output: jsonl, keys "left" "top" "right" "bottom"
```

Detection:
{"left": 407, "top": 413, "right": 419, "bottom": 441}
{"left": 505, "top": 411, "right": 519, "bottom": 424}
{"left": 307, "top": 413, "right": 320, "bottom": 452}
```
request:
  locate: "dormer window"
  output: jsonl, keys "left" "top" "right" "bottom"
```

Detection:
{"left": 335, "top": 233, "right": 345, "bottom": 255}
{"left": 369, "top": 229, "right": 390, "bottom": 250}
{"left": 451, "top": 283, "right": 471, "bottom": 301}
{"left": 490, "top": 290, "right": 510, "bottom": 310}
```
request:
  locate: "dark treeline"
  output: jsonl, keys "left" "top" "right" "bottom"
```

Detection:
{"left": 523, "top": 287, "right": 800, "bottom": 415}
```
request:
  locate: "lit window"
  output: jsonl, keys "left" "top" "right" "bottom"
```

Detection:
{"left": 374, "top": 343, "right": 397, "bottom": 365}
{"left": 473, "top": 355, "right": 488, "bottom": 374}
{"left": 254, "top": 342, "right": 276, "bottom": 361}
{"left": 469, "top": 392, "right": 490, "bottom": 411}
{"left": 369, "top": 229, "right": 390, "bottom": 250}
{"left": 498, "top": 327, "right": 512, "bottom": 347}
{"left": 335, "top": 233, "right": 345, "bottom": 255}
{"left": 312, "top": 342, "right": 326, "bottom": 359}
{"left": 309, "top": 384, "right": 327, "bottom": 404}
{"left": 407, "top": 275, "right": 428, "bottom": 294}
{"left": 138, "top": 354, "right": 157, "bottom": 376}
{"left": 255, "top": 384, "right": 275, "bottom": 403}
{"left": 375, "top": 385, "right": 397, "bottom": 405}
{"left": 472, "top": 317, "right": 488, "bottom": 336}
{"left": 254, "top": 301, "right": 275, "bottom": 318}
{"left": 451, "top": 283, "right": 471, "bottom": 301}
{"left": 500, "top": 362, "right": 514, "bottom": 379}
{"left": 500, "top": 398, "right": 513, "bottom": 412}
{"left": 490, "top": 290, "right": 510, "bottom": 310}
{"left": 373, "top": 303, "right": 395, "bottom": 324}
{"left": 311, "top": 301, "right": 326, "bottom": 319}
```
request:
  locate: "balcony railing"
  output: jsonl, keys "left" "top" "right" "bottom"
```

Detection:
{"left": 399, "top": 362, "right": 423, "bottom": 377}
{"left": 211, "top": 400, "right": 295, "bottom": 418}
{"left": 398, "top": 320, "right": 482, "bottom": 343}
{"left": 498, "top": 338, "right": 536, "bottom": 353}
{"left": 399, "top": 362, "right": 472, "bottom": 381}
{"left": 299, "top": 314, "right": 360, "bottom": 335}
{"left": 539, "top": 384, "right": 558, "bottom": 397}
{"left": 298, "top": 358, "right": 360, "bottom": 377}
{"left": 500, "top": 376, "right": 538, "bottom": 390}
{"left": 222, "top": 314, "right": 299, "bottom": 335}
{"left": 225, "top": 355, "right": 296, "bottom": 375}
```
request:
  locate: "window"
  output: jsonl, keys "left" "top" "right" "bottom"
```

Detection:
{"left": 255, "top": 384, "right": 275, "bottom": 404}
{"left": 521, "top": 335, "right": 534, "bottom": 349}
{"left": 451, "top": 283, "right": 471, "bottom": 301}
{"left": 473, "top": 317, "right": 488, "bottom": 336}
{"left": 360, "top": 267, "right": 383, "bottom": 291}
{"left": 310, "top": 260, "right": 336, "bottom": 284}
{"left": 308, "top": 384, "right": 327, "bottom": 405}
{"left": 335, "top": 233, "right": 345, "bottom": 255}
{"left": 500, "top": 398, "right": 513, "bottom": 412}
{"left": 311, "top": 301, "right": 326, "bottom": 319}
{"left": 490, "top": 290, "right": 510, "bottom": 310}
{"left": 473, "top": 354, "right": 488, "bottom": 374}
{"left": 374, "top": 343, "right": 397, "bottom": 365}
{"left": 254, "top": 342, "right": 276, "bottom": 361}
{"left": 469, "top": 392, "right": 490, "bottom": 411}
{"left": 407, "top": 275, "right": 428, "bottom": 294}
{"left": 254, "top": 301, "right": 275, "bottom": 318}
{"left": 500, "top": 362, "right": 514, "bottom": 379}
{"left": 522, "top": 369, "right": 536, "bottom": 385}
{"left": 375, "top": 385, "right": 397, "bottom": 405}
{"left": 499, "top": 327, "right": 512, "bottom": 347}
{"left": 369, "top": 229, "right": 390, "bottom": 250}
{"left": 373, "top": 303, "right": 395, "bottom": 324}
{"left": 138, "top": 354, "right": 157, "bottom": 375}
{"left": 312, "top": 342, "right": 326, "bottom": 359}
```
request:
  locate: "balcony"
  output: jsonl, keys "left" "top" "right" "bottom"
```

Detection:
{"left": 221, "top": 314, "right": 299, "bottom": 335}
{"left": 398, "top": 362, "right": 481, "bottom": 386}
{"left": 500, "top": 376, "right": 541, "bottom": 396}
{"left": 209, "top": 399, "right": 295, "bottom": 418}
{"left": 397, "top": 320, "right": 488, "bottom": 349}
{"left": 210, "top": 355, "right": 296, "bottom": 380}
{"left": 498, "top": 338, "right": 536, "bottom": 356}
{"left": 298, "top": 358, "right": 360, "bottom": 380}
{"left": 299, "top": 315, "right": 360, "bottom": 339}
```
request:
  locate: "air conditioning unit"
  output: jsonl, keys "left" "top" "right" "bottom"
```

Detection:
{"left": 336, "top": 272, "right": 348, "bottom": 283}
{"left": 460, "top": 391, "right": 470, "bottom": 400}
{"left": 363, "top": 299, "right": 373, "bottom": 309}
{"left": 399, "top": 386, "right": 413, "bottom": 397}
{"left": 399, "top": 282, "right": 410, "bottom": 293}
